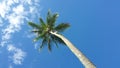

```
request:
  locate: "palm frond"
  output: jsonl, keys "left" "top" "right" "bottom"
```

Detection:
{"left": 28, "top": 22, "right": 40, "bottom": 28}
{"left": 46, "top": 10, "right": 52, "bottom": 24}
{"left": 48, "top": 39, "right": 52, "bottom": 51}
{"left": 51, "top": 35, "right": 66, "bottom": 45}
{"left": 55, "top": 23, "right": 70, "bottom": 32}
{"left": 33, "top": 35, "right": 42, "bottom": 42}
{"left": 39, "top": 38, "right": 47, "bottom": 50}
{"left": 31, "top": 29, "right": 43, "bottom": 34}
{"left": 46, "top": 10, "right": 59, "bottom": 28}
{"left": 39, "top": 18, "right": 46, "bottom": 28}
{"left": 51, "top": 13, "right": 59, "bottom": 23}
{"left": 33, "top": 31, "right": 46, "bottom": 42}
{"left": 49, "top": 13, "right": 59, "bottom": 27}
{"left": 50, "top": 35, "right": 58, "bottom": 48}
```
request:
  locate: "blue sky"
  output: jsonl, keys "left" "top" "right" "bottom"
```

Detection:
{"left": 0, "top": 0, "right": 120, "bottom": 68}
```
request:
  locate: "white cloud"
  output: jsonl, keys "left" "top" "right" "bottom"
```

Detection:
{"left": 13, "top": 0, "right": 19, "bottom": 3}
{"left": 0, "top": 17, "right": 3, "bottom": 26}
{"left": 7, "top": 45, "right": 26, "bottom": 65}
{"left": 7, "top": 0, "right": 14, "bottom": 6}
{"left": 24, "top": 0, "right": 32, "bottom": 5}
{"left": 0, "top": 1, "right": 10, "bottom": 18}
{"left": 0, "top": 0, "right": 41, "bottom": 46}
{"left": 13, "top": 5, "right": 24, "bottom": 15}
{"left": 0, "top": 0, "right": 41, "bottom": 66}
{"left": 7, "top": 14, "right": 24, "bottom": 28}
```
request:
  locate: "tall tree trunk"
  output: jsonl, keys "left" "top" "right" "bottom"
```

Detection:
{"left": 50, "top": 31, "right": 96, "bottom": 68}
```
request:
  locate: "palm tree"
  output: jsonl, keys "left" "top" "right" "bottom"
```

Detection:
{"left": 28, "top": 10, "right": 96, "bottom": 68}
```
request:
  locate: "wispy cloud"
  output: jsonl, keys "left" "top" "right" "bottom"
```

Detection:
{"left": 0, "top": 0, "right": 41, "bottom": 67}
{"left": 0, "top": 17, "right": 3, "bottom": 26}
{"left": 7, "top": 44, "right": 26, "bottom": 65}
{"left": 0, "top": 0, "right": 41, "bottom": 46}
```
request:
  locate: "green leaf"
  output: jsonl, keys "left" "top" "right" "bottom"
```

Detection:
{"left": 51, "top": 35, "right": 66, "bottom": 45}
{"left": 28, "top": 22, "right": 40, "bottom": 28}
{"left": 51, "top": 36, "right": 59, "bottom": 48}
{"left": 33, "top": 31, "right": 46, "bottom": 42}
{"left": 39, "top": 38, "right": 47, "bottom": 50}
{"left": 48, "top": 39, "right": 52, "bottom": 51}
{"left": 46, "top": 10, "right": 51, "bottom": 24}
{"left": 33, "top": 35, "right": 42, "bottom": 42}
{"left": 46, "top": 11, "right": 59, "bottom": 29}
{"left": 55, "top": 23, "right": 70, "bottom": 32}
{"left": 49, "top": 13, "right": 59, "bottom": 28}
{"left": 51, "top": 13, "right": 59, "bottom": 24}
{"left": 39, "top": 18, "right": 46, "bottom": 27}
{"left": 31, "top": 29, "right": 43, "bottom": 34}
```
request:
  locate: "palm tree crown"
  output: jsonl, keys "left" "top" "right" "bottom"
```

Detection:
{"left": 28, "top": 10, "right": 70, "bottom": 51}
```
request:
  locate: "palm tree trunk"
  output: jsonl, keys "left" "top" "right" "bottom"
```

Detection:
{"left": 50, "top": 31, "right": 96, "bottom": 68}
